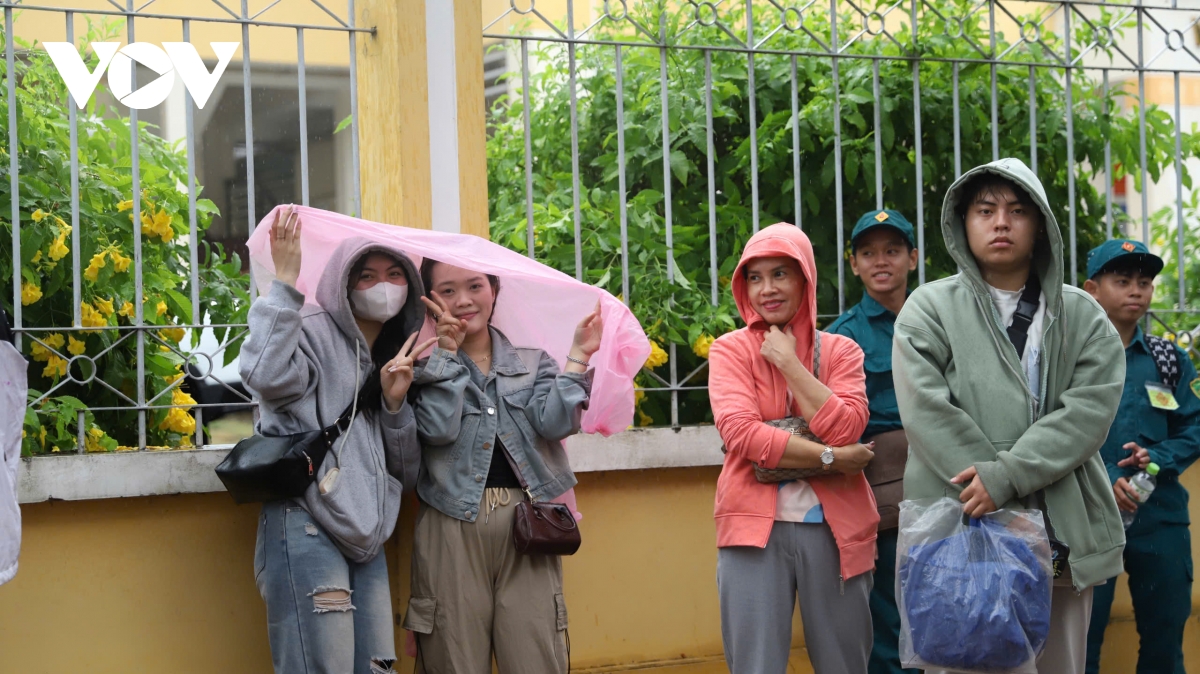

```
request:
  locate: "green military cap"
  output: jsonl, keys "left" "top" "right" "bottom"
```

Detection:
{"left": 851, "top": 209, "right": 916, "bottom": 249}
{"left": 1086, "top": 238, "right": 1164, "bottom": 280}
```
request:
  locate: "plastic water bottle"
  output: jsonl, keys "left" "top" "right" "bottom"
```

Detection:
{"left": 1121, "top": 463, "right": 1160, "bottom": 530}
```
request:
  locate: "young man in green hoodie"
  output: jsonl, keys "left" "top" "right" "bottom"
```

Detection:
{"left": 1081, "top": 239, "right": 1200, "bottom": 674}
{"left": 827, "top": 209, "right": 918, "bottom": 674}
{"left": 892, "top": 158, "right": 1127, "bottom": 674}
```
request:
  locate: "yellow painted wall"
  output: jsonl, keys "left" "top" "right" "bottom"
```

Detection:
{"left": 10, "top": 0, "right": 355, "bottom": 65}
{"left": 1, "top": 464, "right": 1197, "bottom": 673}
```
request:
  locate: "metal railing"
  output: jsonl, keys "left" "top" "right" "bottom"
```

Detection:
{"left": 5, "top": 0, "right": 365, "bottom": 452}
{"left": 483, "top": 0, "right": 1200, "bottom": 427}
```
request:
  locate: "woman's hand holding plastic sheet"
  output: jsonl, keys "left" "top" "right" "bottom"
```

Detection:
{"left": 269, "top": 206, "right": 302, "bottom": 287}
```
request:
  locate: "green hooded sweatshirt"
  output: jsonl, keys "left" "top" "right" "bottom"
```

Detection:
{"left": 892, "top": 157, "right": 1126, "bottom": 591}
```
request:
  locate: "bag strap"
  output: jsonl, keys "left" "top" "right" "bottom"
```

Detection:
{"left": 1145, "top": 334, "right": 1181, "bottom": 391}
{"left": 1004, "top": 272, "right": 1042, "bottom": 358}
{"left": 0, "top": 306, "right": 12, "bottom": 346}
{"left": 813, "top": 329, "right": 821, "bottom": 380}
{"left": 783, "top": 330, "right": 822, "bottom": 415}
{"left": 321, "top": 341, "right": 370, "bottom": 451}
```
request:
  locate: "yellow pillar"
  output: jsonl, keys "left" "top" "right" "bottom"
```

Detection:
{"left": 355, "top": 0, "right": 489, "bottom": 240}
{"left": 454, "top": 0, "right": 490, "bottom": 240}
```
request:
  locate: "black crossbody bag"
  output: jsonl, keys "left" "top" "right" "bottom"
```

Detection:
{"left": 216, "top": 344, "right": 369, "bottom": 504}
{"left": 998, "top": 273, "right": 1071, "bottom": 580}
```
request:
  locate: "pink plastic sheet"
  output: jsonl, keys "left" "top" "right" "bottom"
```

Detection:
{"left": 246, "top": 205, "right": 651, "bottom": 437}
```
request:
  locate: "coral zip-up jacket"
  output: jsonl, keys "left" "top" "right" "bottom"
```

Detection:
{"left": 708, "top": 223, "right": 879, "bottom": 580}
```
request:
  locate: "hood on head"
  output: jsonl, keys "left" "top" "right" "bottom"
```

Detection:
{"left": 730, "top": 223, "right": 818, "bottom": 365}
{"left": 315, "top": 237, "right": 426, "bottom": 349}
{"left": 940, "top": 158, "right": 1063, "bottom": 306}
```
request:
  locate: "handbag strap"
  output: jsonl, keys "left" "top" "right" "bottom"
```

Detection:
{"left": 322, "top": 340, "right": 368, "bottom": 459}
{"left": 784, "top": 329, "right": 821, "bottom": 415}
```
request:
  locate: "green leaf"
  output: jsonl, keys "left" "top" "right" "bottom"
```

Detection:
{"left": 334, "top": 114, "right": 353, "bottom": 135}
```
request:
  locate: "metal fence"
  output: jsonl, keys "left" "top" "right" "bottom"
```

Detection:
{"left": 5, "top": 0, "right": 363, "bottom": 453}
{"left": 483, "top": 0, "right": 1200, "bottom": 427}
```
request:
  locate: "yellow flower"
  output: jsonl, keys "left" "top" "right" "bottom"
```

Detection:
{"left": 1165, "top": 332, "right": 1177, "bottom": 343}
{"left": 635, "top": 389, "right": 646, "bottom": 405}
{"left": 45, "top": 333, "right": 65, "bottom": 349}
{"left": 160, "top": 327, "right": 186, "bottom": 343}
{"left": 117, "top": 199, "right": 134, "bottom": 212}
{"left": 645, "top": 341, "right": 668, "bottom": 369}
{"left": 48, "top": 232, "right": 69, "bottom": 261}
{"left": 94, "top": 296, "right": 115, "bottom": 317}
{"left": 67, "top": 335, "right": 86, "bottom": 356}
{"left": 141, "top": 208, "right": 174, "bottom": 243}
{"left": 108, "top": 247, "right": 131, "bottom": 273}
{"left": 159, "top": 408, "right": 196, "bottom": 436}
{"left": 637, "top": 409, "right": 654, "bottom": 427}
{"left": 84, "top": 427, "right": 107, "bottom": 453}
{"left": 37, "top": 427, "right": 46, "bottom": 449}
{"left": 42, "top": 355, "right": 67, "bottom": 378}
{"left": 30, "top": 250, "right": 42, "bottom": 264}
{"left": 164, "top": 371, "right": 185, "bottom": 385}
{"left": 156, "top": 300, "right": 168, "bottom": 317}
{"left": 119, "top": 301, "right": 136, "bottom": 319}
{"left": 20, "top": 281, "right": 42, "bottom": 306}
{"left": 692, "top": 333, "right": 715, "bottom": 359}
{"left": 31, "top": 209, "right": 45, "bottom": 222}
{"left": 84, "top": 251, "right": 107, "bottom": 283}
{"left": 53, "top": 215, "right": 67, "bottom": 229}
{"left": 115, "top": 445, "right": 137, "bottom": 452}
{"left": 171, "top": 387, "right": 196, "bottom": 408}
{"left": 30, "top": 342, "right": 50, "bottom": 362}
{"left": 81, "top": 302, "right": 107, "bottom": 332}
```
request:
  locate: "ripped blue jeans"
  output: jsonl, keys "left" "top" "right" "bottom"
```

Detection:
{"left": 255, "top": 501, "right": 396, "bottom": 674}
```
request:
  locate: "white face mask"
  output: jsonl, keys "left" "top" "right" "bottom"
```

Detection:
{"left": 350, "top": 282, "right": 408, "bottom": 323}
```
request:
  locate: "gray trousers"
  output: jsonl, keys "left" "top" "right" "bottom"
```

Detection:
{"left": 924, "top": 586, "right": 1094, "bottom": 674}
{"left": 718, "top": 521, "right": 874, "bottom": 674}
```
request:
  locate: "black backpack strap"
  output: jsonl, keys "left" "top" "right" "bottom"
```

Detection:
{"left": 1145, "top": 334, "right": 1181, "bottom": 391}
{"left": 0, "top": 306, "right": 12, "bottom": 346}
{"left": 1005, "top": 273, "right": 1042, "bottom": 358}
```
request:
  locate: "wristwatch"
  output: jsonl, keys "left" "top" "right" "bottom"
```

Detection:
{"left": 820, "top": 446, "right": 835, "bottom": 471}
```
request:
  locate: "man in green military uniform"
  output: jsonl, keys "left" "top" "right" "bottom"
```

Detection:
{"left": 828, "top": 208, "right": 919, "bottom": 674}
{"left": 1082, "top": 239, "right": 1200, "bottom": 674}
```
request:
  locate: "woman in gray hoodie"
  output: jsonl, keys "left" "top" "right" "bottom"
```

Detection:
{"left": 239, "top": 207, "right": 435, "bottom": 674}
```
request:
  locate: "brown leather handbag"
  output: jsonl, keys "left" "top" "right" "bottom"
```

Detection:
{"left": 862, "top": 429, "right": 909, "bottom": 530}
{"left": 509, "top": 452, "right": 581, "bottom": 555}
{"left": 513, "top": 496, "right": 581, "bottom": 556}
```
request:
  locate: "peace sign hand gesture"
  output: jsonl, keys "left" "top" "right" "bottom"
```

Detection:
{"left": 269, "top": 205, "right": 302, "bottom": 287}
{"left": 419, "top": 294, "right": 467, "bottom": 352}
{"left": 381, "top": 333, "right": 439, "bottom": 412}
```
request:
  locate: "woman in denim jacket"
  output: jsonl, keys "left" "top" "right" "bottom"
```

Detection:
{"left": 403, "top": 258, "right": 603, "bottom": 673}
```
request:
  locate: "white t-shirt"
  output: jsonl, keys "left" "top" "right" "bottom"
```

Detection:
{"left": 987, "top": 283, "right": 1047, "bottom": 401}
{"left": 776, "top": 479, "right": 824, "bottom": 523}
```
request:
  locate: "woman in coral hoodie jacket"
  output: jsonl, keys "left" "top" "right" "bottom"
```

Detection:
{"left": 709, "top": 223, "right": 880, "bottom": 674}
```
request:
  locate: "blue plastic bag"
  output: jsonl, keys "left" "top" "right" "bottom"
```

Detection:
{"left": 897, "top": 498, "right": 1053, "bottom": 674}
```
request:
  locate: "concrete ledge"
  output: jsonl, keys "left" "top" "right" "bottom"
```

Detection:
{"left": 18, "top": 426, "right": 724, "bottom": 504}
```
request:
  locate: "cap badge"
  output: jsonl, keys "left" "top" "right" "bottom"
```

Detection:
{"left": 1122, "top": 242, "right": 1136, "bottom": 252}
{"left": 874, "top": 212, "right": 889, "bottom": 222}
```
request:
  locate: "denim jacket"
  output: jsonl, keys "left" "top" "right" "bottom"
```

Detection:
{"left": 411, "top": 327, "right": 593, "bottom": 521}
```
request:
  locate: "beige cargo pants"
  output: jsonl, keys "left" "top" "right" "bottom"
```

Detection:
{"left": 403, "top": 489, "right": 569, "bottom": 674}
